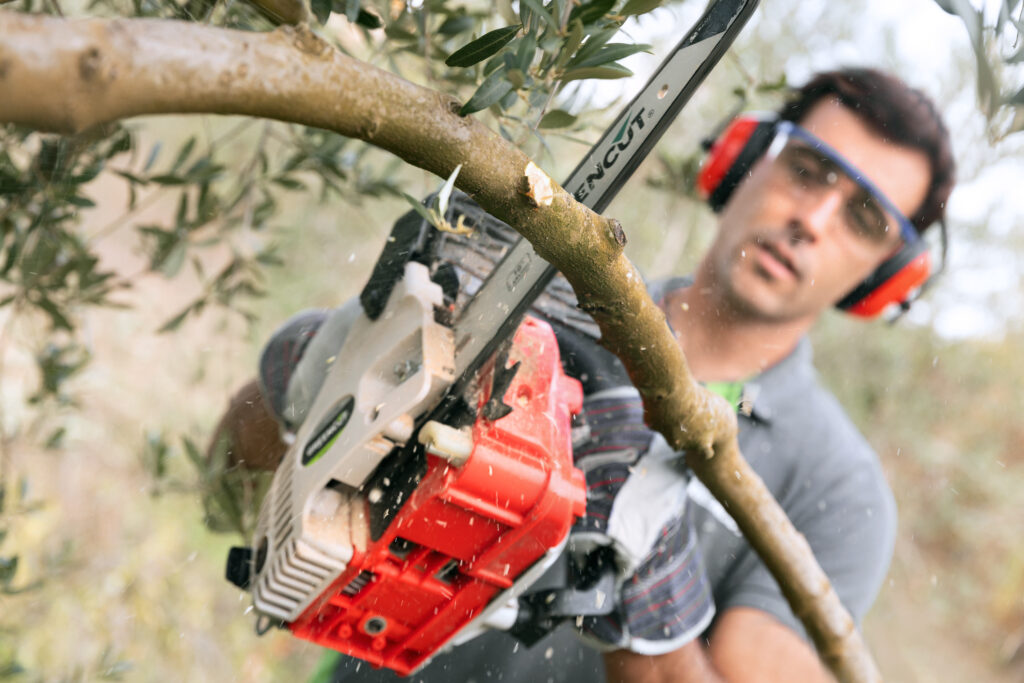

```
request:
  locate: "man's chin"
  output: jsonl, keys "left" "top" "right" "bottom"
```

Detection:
{"left": 722, "top": 275, "right": 814, "bottom": 323}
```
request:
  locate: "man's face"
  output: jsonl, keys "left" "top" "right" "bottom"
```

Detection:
{"left": 704, "top": 98, "right": 931, "bottom": 323}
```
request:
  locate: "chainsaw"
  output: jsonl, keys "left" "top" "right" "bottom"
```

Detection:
{"left": 225, "top": 0, "right": 759, "bottom": 675}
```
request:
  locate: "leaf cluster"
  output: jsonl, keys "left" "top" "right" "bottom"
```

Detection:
{"left": 136, "top": 124, "right": 403, "bottom": 332}
{"left": 441, "top": 0, "right": 659, "bottom": 121}
{"left": 0, "top": 127, "right": 128, "bottom": 333}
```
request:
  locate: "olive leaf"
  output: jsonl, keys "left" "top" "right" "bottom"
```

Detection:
{"left": 445, "top": 25, "right": 522, "bottom": 68}
{"left": 565, "top": 25, "right": 618, "bottom": 69}
{"left": 620, "top": 0, "right": 663, "bottom": 16}
{"left": 570, "top": 42, "right": 651, "bottom": 69}
{"left": 568, "top": 0, "right": 615, "bottom": 25}
{"left": 561, "top": 63, "right": 633, "bottom": 82}
{"left": 459, "top": 67, "right": 515, "bottom": 114}
{"left": 538, "top": 109, "right": 577, "bottom": 129}
{"left": 518, "top": 0, "right": 559, "bottom": 32}
{"left": 438, "top": 14, "right": 476, "bottom": 36}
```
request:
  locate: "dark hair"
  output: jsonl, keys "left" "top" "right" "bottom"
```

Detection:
{"left": 778, "top": 68, "right": 955, "bottom": 232}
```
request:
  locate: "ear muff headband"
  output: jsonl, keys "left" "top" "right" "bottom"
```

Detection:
{"left": 697, "top": 114, "right": 936, "bottom": 318}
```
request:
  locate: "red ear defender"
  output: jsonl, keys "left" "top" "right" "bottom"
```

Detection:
{"left": 836, "top": 239, "right": 931, "bottom": 318}
{"left": 697, "top": 114, "right": 778, "bottom": 211}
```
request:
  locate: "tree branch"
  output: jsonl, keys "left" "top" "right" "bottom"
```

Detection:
{"left": 0, "top": 12, "right": 880, "bottom": 682}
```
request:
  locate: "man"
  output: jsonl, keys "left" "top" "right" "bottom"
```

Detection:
{"left": 209, "top": 67, "right": 955, "bottom": 681}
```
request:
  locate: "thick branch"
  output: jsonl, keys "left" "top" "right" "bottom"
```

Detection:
{"left": 0, "top": 12, "right": 880, "bottom": 682}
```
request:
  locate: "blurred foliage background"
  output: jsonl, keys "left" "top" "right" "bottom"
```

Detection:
{"left": 1, "top": 0, "right": 1022, "bottom": 680}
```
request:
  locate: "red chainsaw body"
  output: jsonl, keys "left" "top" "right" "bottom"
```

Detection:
{"left": 288, "top": 316, "right": 586, "bottom": 675}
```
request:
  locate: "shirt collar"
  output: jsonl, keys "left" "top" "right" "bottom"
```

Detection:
{"left": 739, "top": 337, "right": 813, "bottom": 424}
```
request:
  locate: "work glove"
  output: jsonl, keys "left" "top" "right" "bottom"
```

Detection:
{"left": 561, "top": 328, "right": 715, "bottom": 655}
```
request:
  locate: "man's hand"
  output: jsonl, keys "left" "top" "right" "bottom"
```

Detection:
{"left": 603, "top": 607, "right": 835, "bottom": 683}
{"left": 207, "top": 379, "right": 287, "bottom": 473}
{"left": 567, "top": 386, "right": 715, "bottom": 655}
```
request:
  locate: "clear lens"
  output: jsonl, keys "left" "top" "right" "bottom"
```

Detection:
{"left": 767, "top": 123, "right": 914, "bottom": 247}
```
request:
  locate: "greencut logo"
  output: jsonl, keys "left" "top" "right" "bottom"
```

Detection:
{"left": 573, "top": 107, "right": 647, "bottom": 202}
{"left": 302, "top": 396, "right": 355, "bottom": 466}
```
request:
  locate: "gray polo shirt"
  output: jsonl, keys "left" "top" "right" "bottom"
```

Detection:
{"left": 262, "top": 285, "right": 896, "bottom": 682}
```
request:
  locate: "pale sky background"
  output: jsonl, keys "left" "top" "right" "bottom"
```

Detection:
{"left": 604, "top": 0, "right": 1023, "bottom": 341}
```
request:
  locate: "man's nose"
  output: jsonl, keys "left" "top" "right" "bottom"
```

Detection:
{"left": 790, "top": 188, "right": 845, "bottom": 242}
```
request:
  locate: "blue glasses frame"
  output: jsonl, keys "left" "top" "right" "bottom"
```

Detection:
{"left": 769, "top": 120, "right": 920, "bottom": 245}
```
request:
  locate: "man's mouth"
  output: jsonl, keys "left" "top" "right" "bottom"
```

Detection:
{"left": 753, "top": 239, "right": 800, "bottom": 281}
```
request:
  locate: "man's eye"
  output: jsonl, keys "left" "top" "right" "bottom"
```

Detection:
{"left": 847, "top": 198, "right": 891, "bottom": 242}
{"left": 785, "top": 152, "right": 827, "bottom": 186}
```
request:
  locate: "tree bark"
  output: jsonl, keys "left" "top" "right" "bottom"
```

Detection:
{"left": 0, "top": 12, "right": 881, "bottom": 682}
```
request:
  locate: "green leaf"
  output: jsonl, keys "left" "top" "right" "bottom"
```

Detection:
{"left": 272, "top": 176, "right": 306, "bottom": 190}
{"left": 160, "top": 241, "right": 187, "bottom": 277}
{"left": 620, "top": 0, "right": 662, "bottom": 16}
{"left": 445, "top": 25, "right": 522, "bottom": 68}
{"left": 44, "top": 427, "right": 66, "bottom": 450}
{"left": 37, "top": 298, "right": 73, "bottom": 331}
{"left": 483, "top": 52, "right": 506, "bottom": 76}
{"left": 185, "top": 158, "right": 224, "bottom": 183}
{"left": 0, "top": 556, "right": 17, "bottom": 587}
{"left": 561, "top": 63, "right": 633, "bottom": 82}
{"left": 114, "top": 170, "right": 147, "bottom": 185}
{"left": 107, "top": 129, "right": 132, "bottom": 157}
{"left": 73, "top": 159, "right": 104, "bottom": 184}
{"left": 567, "top": 25, "right": 617, "bottom": 67}
{"left": 158, "top": 304, "right": 194, "bottom": 333}
{"left": 518, "top": 0, "right": 559, "bottom": 32}
{"left": 255, "top": 248, "right": 284, "bottom": 267}
{"left": 170, "top": 137, "right": 196, "bottom": 173}
{"left": 556, "top": 18, "right": 585, "bottom": 70}
{"left": 384, "top": 22, "right": 418, "bottom": 42}
{"left": 568, "top": 0, "right": 615, "bottom": 25}
{"left": 459, "top": 67, "right": 515, "bottom": 114}
{"left": 68, "top": 194, "right": 96, "bottom": 208}
{"left": 506, "top": 67, "right": 526, "bottom": 88}
{"left": 570, "top": 42, "right": 651, "bottom": 69}
{"left": 438, "top": 14, "right": 476, "bottom": 36}
{"left": 143, "top": 143, "right": 161, "bottom": 172}
{"left": 515, "top": 33, "right": 537, "bottom": 71}
{"left": 538, "top": 109, "right": 577, "bottom": 129}
{"left": 499, "top": 89, "right": 519, "bottom": 110}
{"left": 175, "top": 192, "right": 188, "bottom": 228}
{"left": 150, "top": 174, "right": 186, "bottom": 186}
{"left": 401, "top": 192, "right": 439, "bottom": 225}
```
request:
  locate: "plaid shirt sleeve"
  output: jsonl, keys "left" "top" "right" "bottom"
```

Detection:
{"left": 571, "top": 388, "right": 715, "bottom": 655}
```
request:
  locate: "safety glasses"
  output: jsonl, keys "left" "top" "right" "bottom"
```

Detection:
{"left": 765, "top": 120, "right": 920, "bottom": 247}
